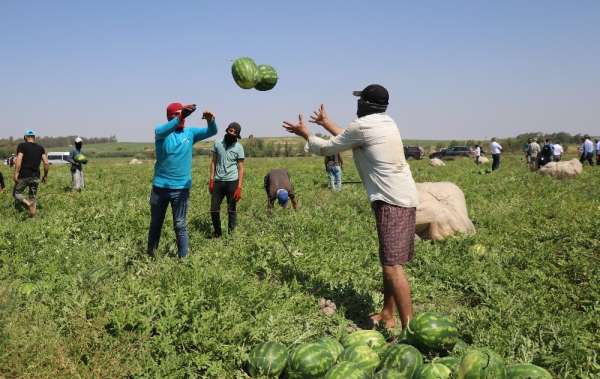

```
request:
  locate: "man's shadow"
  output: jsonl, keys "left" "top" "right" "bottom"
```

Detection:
{"left": 269, "top": 259, "right": 375, "bottom": 329}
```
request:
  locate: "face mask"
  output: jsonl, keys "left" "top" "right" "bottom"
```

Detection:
{"left": 224, "top": 134, "right": 237, "bottom": 145}
{"left": 75, "top": 143, "right": 82, "bottom": 150}
{"left": 357, "top": 99, "right": 387, "bottom": 118}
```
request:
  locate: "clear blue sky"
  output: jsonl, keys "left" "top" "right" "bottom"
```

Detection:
{"left": 1, "top": 0, "right": 598, "bottom": 141}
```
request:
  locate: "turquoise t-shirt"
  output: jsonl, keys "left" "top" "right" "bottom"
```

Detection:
{"left": 153, "top": 117, "right": 218, "bottom": 189}
{"left": 212, "top": 140, "right": 245, "bottom": 181}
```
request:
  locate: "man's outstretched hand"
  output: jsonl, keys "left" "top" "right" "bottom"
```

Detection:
{"left": 309, "top": 104, "right": 329, "bottom": 127}
{"left": 282, "top": 114, "right": 309, "bottom": 140}
{"left": 202, "top": 111, "right": 215, "bottom": 123}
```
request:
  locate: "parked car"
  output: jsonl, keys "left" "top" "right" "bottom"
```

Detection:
{"left": 47, "top": 151, "right": 71, "bottom": 165}
{"left": 429, "top": 146, "right": 472, "bottom": 159}
{"left": 404, "top": 145, "right": 425, "bottom": 160}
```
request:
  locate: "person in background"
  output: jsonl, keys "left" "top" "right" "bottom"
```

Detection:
{"left": 490, "top": 137, "right": 503, "bottom": 171}
{"left": 68, "top": 137, "right": 85, "bottom": 191}
{"left": 324, "top": 153, "right": 343, "bottom": 191}
{"left": 539, "top": 139, "right": 554, "bottom": 167}
{"left": 527, "top": 138, "right": 541, "bottom": 170}
{"left": 0, "top": 170, "right": 5, "bottom": 192}
{"left": 148, "top": 103, "right": 217, "bottom": 258}
{"left": 552, "top": 141, "right": 563, "bottom": 162}
{"left": 580, "top": 135, "right": 594, "bottom": 166}
{"left": 264, "top": 168, "right": 298, "bottom": 213}
{"left": 473, "top": 144, "right": 482, "bottom": 165}
{"left": 283, "top": 84, "right": 419, "bottom": 332}
{"left": 209, "top": 122, "right": 245, "bottom": 237}
{"left": 13, "top": 130, "right": 49, "bottom": 217}
{"left": 595, "top": 138, "right": 600, "bottom": 165}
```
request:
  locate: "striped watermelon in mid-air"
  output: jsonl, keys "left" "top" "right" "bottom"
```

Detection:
{"left": 407, "top": 312, "right": 459, "bottom": 352}
{"left": 287, "top": 342, "right": 335, "bottom": 378}
{"left": 247, "top": 341, "right": 288, "bottom": 377}
{"left": 378, "top": 344, "right": 423, "bottom": 378}
{"left": 416, "top": 363, "right": 453, "bottom": 379}
{"left": 231, "top": 57, "right": 258, "bottom": 89}
{"left": 506, "top": 364, "right": 552, "bottom": 379}
{"left": 324, "top": 362, "right": 369, "bottom": 379}
{"left": 254, "top": 64, "right": 278, "bottom": 91}
{"left": 318, "top": 336, "right": 344, "bottom": 362}
{"left": 339, "top": 344, "right": 380, "bottom": 373}
{"left": 457, "top": 348, "right": 506, "bottom": 379}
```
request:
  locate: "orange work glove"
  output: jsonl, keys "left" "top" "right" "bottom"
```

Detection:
{"left": 233, "top": 186, "right": 242, "bottom": 202}
{"left": 209, "top": 178, "right": 214, "bottom": 193}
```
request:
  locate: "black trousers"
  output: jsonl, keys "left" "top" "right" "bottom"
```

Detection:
{"left": 580, "top": 152, "right": 593, "bottom": 166}
{"left": 492, "top": 154, "right": 501, "bottom": 171}
{"left": 210, "top": 180, "right": 238, "bottom": 236}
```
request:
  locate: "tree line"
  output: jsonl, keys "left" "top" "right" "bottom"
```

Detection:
{"left": 0, "top": 135, "right": 117, "bottom": 158}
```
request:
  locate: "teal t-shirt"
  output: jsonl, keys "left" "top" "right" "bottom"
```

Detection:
{"left": 212, "top": 140, "right": 244, "bottom": 181}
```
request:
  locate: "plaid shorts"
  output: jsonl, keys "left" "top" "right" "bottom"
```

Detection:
{"left": 372, "top": 201, "right": 416, "bottom": 266}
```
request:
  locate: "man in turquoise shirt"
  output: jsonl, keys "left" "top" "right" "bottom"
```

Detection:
{"left": 148, "top": 102, "right": 217, "bottom": 258}
{"left": 208, "top": 122, "right": 245, "bottom": 237}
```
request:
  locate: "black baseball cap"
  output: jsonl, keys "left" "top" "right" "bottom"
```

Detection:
{"left": 352, "top": 84, "right": 389, "bottom": 105}
{"left": 227, "top": 122, "right": 242, "bottom": 138}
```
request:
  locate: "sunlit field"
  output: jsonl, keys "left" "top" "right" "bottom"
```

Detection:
{"left": 0, "top": 153, "right": 598, "bottom": 378}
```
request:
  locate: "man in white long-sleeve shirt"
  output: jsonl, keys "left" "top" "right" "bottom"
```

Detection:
{"left": 283, "top": 84, "right": 418, "bottom": 331}
{"left": 490, "top": 138, "right": 503, "bottom": 171}
{"left": 580, "top": 135, "right": 594, "bottom": 166}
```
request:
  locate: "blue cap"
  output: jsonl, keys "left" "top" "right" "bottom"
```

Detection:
{"left": 24, "top": 130, "right": 36, "bottom": 136}
{"left": 277, "top": 189, "right": 289, "bottom": 206}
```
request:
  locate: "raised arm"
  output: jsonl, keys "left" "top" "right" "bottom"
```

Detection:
{"left": 310, "top": 104, "right": 344, "bottom": 136}
{"left": 282, "top": 114, "right": 361, "bottom": 156}
{"left": 191, "top": 111, "right": 218, "bottom": 143}
{"left": 154, "top": 117, "right": 181, "bottom": 140}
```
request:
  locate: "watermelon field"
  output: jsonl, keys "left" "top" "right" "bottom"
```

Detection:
{"left": 0, "top": 153, "right": 599, "bottom": 378}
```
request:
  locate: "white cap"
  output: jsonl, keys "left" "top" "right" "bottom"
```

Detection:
{"left": 74, "top": 137, "right": 83, "bottom": 143}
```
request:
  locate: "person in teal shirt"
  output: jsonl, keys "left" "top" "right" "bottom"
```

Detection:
{"left": 208, "top": 122, "right": 245, "bottom": 237}
{"left": 148, "top": 103, "right": 217, "bottom": 258}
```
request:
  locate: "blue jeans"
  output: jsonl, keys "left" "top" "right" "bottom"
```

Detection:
{"left": 147, "top": 187, "right": 189, "bottom": 258}
{"left": 327, "top": 165, "right": 342, "bottom": 191}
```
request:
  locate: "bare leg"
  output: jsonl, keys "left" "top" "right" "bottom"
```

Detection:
{"left": 383, "top": 265, "right": 413, "bottom": 329}
{"left": 371, "top": 275, "right": 397, "bottom": 329}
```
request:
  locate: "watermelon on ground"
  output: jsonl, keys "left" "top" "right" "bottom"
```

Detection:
{"left": 341, "top": 330, "right": 387, "bottom": 351}
{"left": 407, "top": 312, "right": 459, "bottom": 352}
{"left": 506, "top": 364, "right": 553, "bottom": 379}
{"left": 433, "top": 356, "right": 461, "bottom": 372}
{"left": 374, "top": 368, "right": 411, "bottom": 378}
{"left": 457, "top": 348, "right": 506, "bottom": 379}
{"left": 254, "top": 64, "right": 278, "bottom": 91}
{"left": 416, "top": 363, "right": 452, "bottom": 379}
{"left": 339, "top": 344, "right": 380, "bottom": 373}
{"left": 287, "top": 342, "right": 335, "bottom": 378}
{"left": 231, "top": 57, "right": 259, "bottom": 89}
{"left": 247, "top": 341, "right": 288, "bottom": 377}
{"left": 318, "top": 336, "right": 344, "bottom": 362}
{"left": 378, "top": 344, "right": 423, "bottom": 378}
{"left": 324, "top": 362, "right": 369, "bottom": 379}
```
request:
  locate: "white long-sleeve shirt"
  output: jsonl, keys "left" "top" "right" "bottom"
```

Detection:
{"left": 490, "top": 141, "right": 503, "bottom": 154}
{"left": 306, "top": 113, "right": 418, "bottom": 208}
{"left": 583, "top": 139, "right": 594, "bottom": 154}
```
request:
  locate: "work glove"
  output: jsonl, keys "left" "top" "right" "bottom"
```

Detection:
{"left": 233, "top": 186, "right": 242, "bottom": 202}
{"left": 208, "top": 178, "right": 214, "bottom": 193}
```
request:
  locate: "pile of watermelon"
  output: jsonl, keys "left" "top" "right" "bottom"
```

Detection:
{"left": 246, "top": 311, "right": 553, "bottom": 378}
{"left": 231, "top": 57, "right": 278, "bottom": 91}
